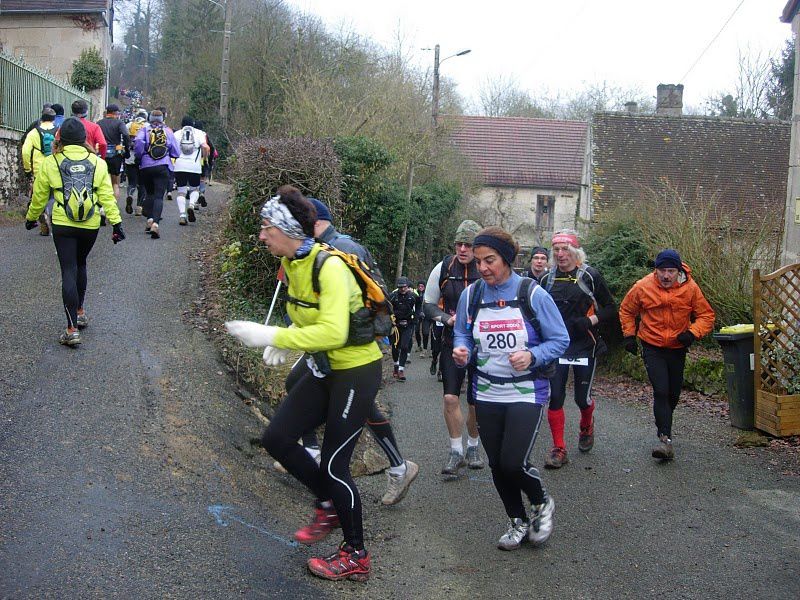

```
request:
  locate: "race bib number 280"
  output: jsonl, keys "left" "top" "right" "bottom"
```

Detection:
{"left": 479, "top": 319, "right": 525, "bottom": 351}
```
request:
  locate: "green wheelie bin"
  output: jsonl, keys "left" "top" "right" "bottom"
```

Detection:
{"left": 713, "top": 324, "right": 755, "bottom": 430}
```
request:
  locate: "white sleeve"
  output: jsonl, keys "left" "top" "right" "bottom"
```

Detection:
{"left": 424, "top": 262, "right": 443, "bottom": 305}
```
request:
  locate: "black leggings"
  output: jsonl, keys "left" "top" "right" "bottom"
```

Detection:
{"left": 548, "top": 358, "right": 597, "bottom": 411}
{"left": 415, "top": 317, "right": 431, "bottom": 349}
{"left": 287, "top": 358, "right": 405, "bottom": 468}
{"left": 52, "top": 225, "right": 98, "bottom": 329}
{"left": 392, "top": 324, "right": 414, "bottom": 367}
{"left": 430, "top": 324, "right": 443, "bottom": 366}
{"left": 139, "top": 164, "right": 170, "bottom": 223}
{"left": 641, "top": 342, "right": 687, "bottom": 438}
{"left": 261, "top": 359, "right": 382, "bottom": 550}
{"left": 124, "top": 163, "right": 146, "bottom": 205}
{"left": 476, "top": 401, "right": 547, "bottom": 520}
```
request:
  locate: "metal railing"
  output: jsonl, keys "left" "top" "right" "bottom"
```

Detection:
{"left": 0, "top": 51, "right": 92, "bottom": 132}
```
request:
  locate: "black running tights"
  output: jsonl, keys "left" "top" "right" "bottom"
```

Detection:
{"left": 139, "top": 164, "right": 170, "bottom": 223}
{"left": 52, "top": 225, "right": 98, "bottom": 329}
{"left": 476, "top": 401, "right": 547, "bottom": 520}
{"left": 641, "top": 342, "right": 687, "bottom": 438}
{"left": 287, "top": 358, "right": 405, "bottom": 468}
{"left": 392, "top": 324, "right": 414, "bottom": 367}
{"left": 548, "top": 359, "right": 597, "bottom": 411}
{"left": 261, "top": 359, "right": 381, "bottom": 550}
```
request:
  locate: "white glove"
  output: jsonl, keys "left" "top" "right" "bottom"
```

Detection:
{"left": 263, "top": 346, "right": 290, "bottom": 366}
{"left": 224, "top": 321, "right": 278, "bottom": 347}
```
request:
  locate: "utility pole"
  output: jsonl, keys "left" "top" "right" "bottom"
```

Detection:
{"left": 220, "top": 0, "right": 233, "bottom": 130}
{"left": 431, "top": 44, "right": 440, "bottom": 128}
{"left": 396, "top": 161, "right": 415, "bottom": 278}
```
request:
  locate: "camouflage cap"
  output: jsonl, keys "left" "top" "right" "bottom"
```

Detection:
{"left": 454, "top": 219, "right": 481, "bottom": 244}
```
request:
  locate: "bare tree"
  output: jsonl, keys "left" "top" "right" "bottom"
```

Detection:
{"left": 705, "top": 47, "right": 773, "bottom": 118}
{"left": 477, "top": 75, "right": 553, "bottom": 118}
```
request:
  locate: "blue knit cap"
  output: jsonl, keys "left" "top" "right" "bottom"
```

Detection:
{"left": 654, "top": 249, "right": 682, "bottom": 270}
{"left": 308, "top": 198, "right": 332, "bottom": 222}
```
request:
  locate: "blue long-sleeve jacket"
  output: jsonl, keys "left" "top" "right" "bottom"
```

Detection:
{"left": 453, "top": 272, "right": 569, "bottom": 368}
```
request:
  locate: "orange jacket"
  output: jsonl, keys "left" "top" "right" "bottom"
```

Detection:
{"left": 619, "top": 263, "right": 715, "bottom": 349}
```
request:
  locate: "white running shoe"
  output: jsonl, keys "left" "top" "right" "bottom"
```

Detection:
{"left": 381, "top": 460, "right": 419, "bottom": 506}
{"left": 498, "top": 518, "right": 529, "bottom": 551}
{"left": 529, "top": 495, "right": 555, "bottom": 545}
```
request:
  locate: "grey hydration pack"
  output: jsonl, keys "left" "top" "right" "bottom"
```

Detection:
{"left": 55, "top": 154, "right": 99, "bottom": 222}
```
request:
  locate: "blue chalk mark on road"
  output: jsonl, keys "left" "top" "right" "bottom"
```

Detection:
{"left": 208, "top": 505, "right": 299, "bottom": 548}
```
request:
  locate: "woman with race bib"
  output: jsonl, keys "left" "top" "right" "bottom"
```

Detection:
{"left": 452, "top": 226, "right": 569, "bottom": 550}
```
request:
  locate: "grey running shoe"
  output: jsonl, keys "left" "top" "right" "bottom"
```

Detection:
{"left": 652, "top": 434, "right": 674, "bottom": 460}
{"left": 544, "top": 447, "right": 569, "bottom": 469}
{"left": 465, "top": 445, "right": 485, "bottom": 469}
{"left": 135, "top": 205, "right": 143, "bottom": 216}
{"left": 179, "top": 215, "right": 188, "bottom": 226}
{"left": 529, "top": 495, "right": 555, "bottom": 545}
{"left": 578, "top": 418, "right": 594, "bottom": 453}
{"left": 76, "top": 313, "right": 88, "bottom": 329}
{"left": 381, "top": 460, "right": 419, "bottom": 506}
{"left": 498, "top": 518, "right": 529, "bottom": 551}
{"left": 441, "top": 450, "right": 466, "bottom": 475}
{"left": 59, "top": 330, "right": 81, "bottom": 347}
{"left": 150, "top": 222, "right": 160, "bottom": 239}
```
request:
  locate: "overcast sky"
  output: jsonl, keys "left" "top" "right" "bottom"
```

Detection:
{"left": 285, "top": 0, "right": 792, "bottom": 112}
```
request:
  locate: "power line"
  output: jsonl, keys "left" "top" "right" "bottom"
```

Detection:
{"left": 680, "top": 0, "right": 746, "bottom": 83}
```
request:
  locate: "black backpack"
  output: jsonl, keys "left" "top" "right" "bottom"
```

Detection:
{"left": 466, "top": 277, "right": 556, "bottom": 379}
{"left": 147, "top": 126, "right": 168, "bottom": 159}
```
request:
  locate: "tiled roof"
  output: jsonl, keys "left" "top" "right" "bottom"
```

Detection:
{"left": 0, "top": 1, "right": 108, "bottom": 13}
{"left": 448, "top": 115, "right": 588, "bottom": 190}
{"left": 591, "top": 112, "right": 789, "bottom": 223}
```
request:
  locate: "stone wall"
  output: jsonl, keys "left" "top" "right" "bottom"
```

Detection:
{"left": 0, "top": 128, "right": 24, "bottom": 208}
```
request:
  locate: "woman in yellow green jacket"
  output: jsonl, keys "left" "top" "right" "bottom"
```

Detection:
{"left": 25, "top": 117, "right": 125, "bottom": 346}
{"left": 226, "top": 185, "right": 381, "bottom": 583}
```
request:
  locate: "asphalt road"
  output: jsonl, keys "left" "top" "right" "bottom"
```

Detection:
{"left": 1, "top": 186, "right": 799, "bottom": 599}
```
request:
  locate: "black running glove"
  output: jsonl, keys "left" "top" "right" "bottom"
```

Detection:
{"left": 25, "top": 219, "right": 38, "bottom": 230}
{"left": 676, "top": 331, "right": 695, "bottom": 347}
{"left": 623, "top": 336, "right": 638, "bottom": 356}
{"left": 112, "top": 223, "right": 126, "bottom": 244}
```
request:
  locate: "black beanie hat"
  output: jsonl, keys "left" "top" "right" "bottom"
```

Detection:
{"left": 654, "top": 249, "right": 682, "bottom": 270}
{"left": 530, "top": 246, "right": 550, "bottom": 260}
{"left": 60, "top": 117, "right": 87, "bottom": 145}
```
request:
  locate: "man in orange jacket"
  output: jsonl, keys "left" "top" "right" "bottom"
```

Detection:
{"left": 619, "top": 249, "right": 715, "bottom": 461}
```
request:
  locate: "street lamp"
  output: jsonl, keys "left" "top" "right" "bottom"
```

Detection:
{"left": 431, "top": 45, "right": 471, "bottom": 127}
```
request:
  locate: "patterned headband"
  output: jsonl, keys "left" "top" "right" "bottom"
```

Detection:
{"left": 259, "top": 196, "right": 307, "bottom": 239}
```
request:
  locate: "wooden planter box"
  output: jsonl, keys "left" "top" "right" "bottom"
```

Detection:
{"left": 756, "top": 390, "right": 800, "bottom": 436}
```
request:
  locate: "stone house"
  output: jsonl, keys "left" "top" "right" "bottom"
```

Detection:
{"left": 0, "top": 0, "right": 114, "bottom": 116}
{"left": 590, "top": 85, "right": 790, "bottom": 240}
{"left": 448, "top": 115, "right": 590, "bottom": 250}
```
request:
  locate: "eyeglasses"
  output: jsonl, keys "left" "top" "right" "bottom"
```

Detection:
{"left": 455, "top": 242, "right": 472, "bottom": 249}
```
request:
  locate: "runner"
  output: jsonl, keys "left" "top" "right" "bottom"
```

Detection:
{"left": 390, "top": 276, "right": 416, "bottom": 382}
{"left": 414, "top": 281, "right": 430, "bottom": 356}
{"left": 423, "top": 219, "right": 486, "bottom": 476}
{"left": 24, "top": 118, "right": 125, "bottom": 346}
{"left": 172, "top": 116, "right": 209, "bottom": 226}
{"left": 124, "top": 109, "right": 148, "bottom": 215}
{"left": 525, "top": 246, "right": 550, "bottom": 282}
{"left": 21, "top": 106, "right": 57, "bottom": 236}
{"left": 196, "top": 120, "right": 213, "bottom": 207}
{"left": 51, "top": 103, "right": 65, "bottom": 129}
{"left": 225, "top": 186, "right": 380, "bottom": 582}
{"left": 67, "top": 100, "right": 107, "bottom": 158}
{"left": 619, "top": 249, "right": 715, "bottom": 460}
{"left": 293, "top": 198, "right": 419, "bottom": 505}
{"left": 133, "top": 109, "right": 179, "bottom": 239}
{"left": 96, "top": 104, "right": 130, "bottom": 200}
{"left": 541, "top": 229, "right": 617, "bottom": 468}
{"left": 453, "top": 226, "right": 568, "bottom": 550}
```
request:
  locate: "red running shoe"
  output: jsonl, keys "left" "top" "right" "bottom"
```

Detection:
{"left": 294, "top": 502, "right": 340, "bottom": 545}
{"left": 308, "top": 542, "right": 370, "bottom": 582}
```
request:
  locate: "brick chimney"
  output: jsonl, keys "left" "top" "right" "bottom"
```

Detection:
{"left": 656, "top": 84, "right": 683, "bottom": 116}
{"left": 624, "top": 101, "right": 638, "bottom": 114}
